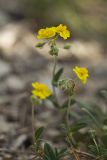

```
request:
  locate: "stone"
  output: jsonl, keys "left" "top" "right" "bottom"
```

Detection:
{"left": 0, "top": 60, "right": 11, "bottom": 77}
{"left": 6, "top": 75, "right": 25, "bottom": 91}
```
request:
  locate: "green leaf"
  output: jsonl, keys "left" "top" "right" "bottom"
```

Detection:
{"left": 101, "top": 134, "right": 107, "bottom": 146}
{"left": 82, "top": 108, "right": 101, "bottom": 129}
{"left": 54, "top": 148, "right": 67, "bottom": 159}
{"left": 52, "top": 68, "right": 64, "bottom": 86}
{"left": 63, "top": 43, "right": 71, "bottom": 49}
{"left": 89, "top": 143, "right": 107, "bottom": 159}
{"left": 75, "top": 99, "right": 104, "bottom": 125}
{"left": 35, "top": 127, "right": 44, "bottom": 141}
{"left": 58, "top": 148, "right": 67, "bottom": 158}
{"left": 88, "top": 145, "right": 98, "bottom": 156}
{"left": 36, "top": 42, "right": 46, "bottom": 48}
{"left": 70, "top": 122, "right": 87, "bottom": 132}
{"left": 103, "top": 118, "right": 107, "bottom": 125}
{"left": 48, "top": 95, "right": 59, "bottom": 108}
{"left": 44, "top": 143, "right": 56, "bottom": 160}
{"left": 54, "top": 148, "right": 58, "bottom": 158}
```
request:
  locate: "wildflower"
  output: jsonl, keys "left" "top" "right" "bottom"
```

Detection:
{"left": 37, "top": 27, "right": 56, "bottom": 39}
{"left": 55, "top": 24, "right": 70, "bottom": 39}
{"left": 73, "top": 66, "right": 89, "bottom": 84}
{"left": 32, "top": 82, "right": 52, "bottom": 99}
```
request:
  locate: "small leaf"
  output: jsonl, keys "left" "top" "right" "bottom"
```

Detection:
{"left": 63, "top": 43, "right": 71, "bottom": 49}
{"left": 35, "top": 127, "right": 44, "bottom": 141}
{"left": 48, "top": 95, "right": 59, "bottom": 108}
{"left": 52, "top": 68, "right": 64, "bottom": 86}
{"left": 36, "top": 42, "right": 46, "bottom": 48}
{"left": 44, "top": 143, "right": 56, "bottom": 160}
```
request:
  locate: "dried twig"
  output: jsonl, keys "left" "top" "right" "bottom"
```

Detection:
{"left": 69, "top": 149, "right": 96, "bottom": 160}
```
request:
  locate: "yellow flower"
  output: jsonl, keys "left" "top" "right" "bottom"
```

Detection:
{"left": 32, "top": 82, "right": 52, "bottom": 99}
{"left": 73, "top": 66, "right": 89, "bottom": 84}
{"left": 37, "top": 27, "right": 56, "bottom": 39}
{"left": 55, "top": 24, "right": 70, "bottom": 39}
{"left": 37, "top": 24, "right": 70, "bottom": 40}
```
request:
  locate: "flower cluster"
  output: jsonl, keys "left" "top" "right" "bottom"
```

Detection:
{"left": 73, "top": 66, "right": 89, "bottom": 84}
{"left": 32, "top": 82, "right": 52, "bottom": 100}
{"left": 37, "top": 24, "right": 70, "bottom": 40}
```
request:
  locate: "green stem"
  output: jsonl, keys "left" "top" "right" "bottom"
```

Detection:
{"left": 66, "top": 95, "right": 75, "bottom": 147}
{"left": 52, "top": 55, "right": 57, "bottom": 88}
{"left": 52, "top": 55, "right": 59, "bottom": 107}
{"left": 66, "top": 96, "right": 72, "bottom": 128}
{"left": 93, "top": 137, "right": 100, "bottom": 155}
{"left": 91, "top": 133, "right": 100, "bottom": 156}
{"left": 48, "top": 35, "right": 59, "bottom": 44}
{"left": 32, "top": 103, "right": 35, "bottom": 145}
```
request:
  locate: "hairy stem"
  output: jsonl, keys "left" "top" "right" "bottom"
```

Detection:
{"left": 66, "top": 95, "right": 75, "bottom": 147}
{"left": 52, "top": 55, "right": 59, "bottom": 107}
{"left": 66, "top": 96, "right": 80, "bottom": 160}
{"left": 32, "top": 103, "right": 35, "bottom": 144}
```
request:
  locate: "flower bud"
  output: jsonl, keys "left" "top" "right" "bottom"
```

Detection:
{"left": 58, "top": 79, "right": 75, "bottom": 95}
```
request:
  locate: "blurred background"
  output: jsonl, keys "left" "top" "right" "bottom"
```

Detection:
{"left": 0, "top": 0, "right": 107, "bottom": 159}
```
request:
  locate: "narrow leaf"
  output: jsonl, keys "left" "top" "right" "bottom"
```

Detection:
{"left": 70, "top": 122, "right": 87, "bottom": 132}
{"left": 44, "top": 143, "right": 56, "bottom": 160}
{"left": 52, "top": 68, "right": 64, "bottom": 86}
{"left": 35, "top": 127, "right": 44, "bottom": 141}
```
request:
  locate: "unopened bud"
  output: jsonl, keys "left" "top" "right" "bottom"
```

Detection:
{"left": 58, "top": 79, "right": 75, "bottom": 95}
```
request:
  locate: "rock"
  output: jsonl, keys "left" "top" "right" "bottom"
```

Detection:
{"left": 0, "top": 11, "right": 11, "bottom": 27}
{"left": 10, "top": 134, "right": 27, "bottom": 150}
{"left": 0, "top": 134, "right": 7, "bottom": 147}
{"left": 0, "top": 60, "right": 11, "bottom": 78}
{"left": 39, "top": 111, "right": 52, "bottom": 121}
{"left": 71, "top": 40, "right": 103, "bottom": 62}
{"left": 0, "top": 0, "right": 23, "bottom": 16}
{"left": 0, "top": 116, "right": 14, "bottom": 133}
{"left": 47, "top": 129, "right": 59, "bottom": 138}
{"left": 6, "top": 75, "right": 25, "bottom": 92}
